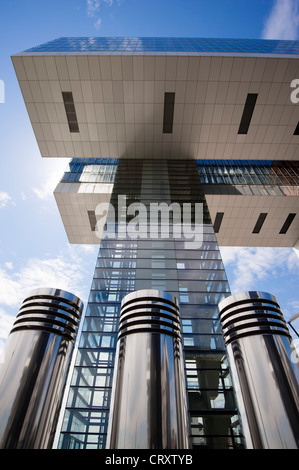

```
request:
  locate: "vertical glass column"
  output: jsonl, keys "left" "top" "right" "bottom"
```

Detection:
{"left": 58, "top": 159, "right": 244, "bottom": 449}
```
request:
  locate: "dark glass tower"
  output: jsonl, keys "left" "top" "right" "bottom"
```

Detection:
{"left": 58, "top": 159, "right": 244, "bottom": 449}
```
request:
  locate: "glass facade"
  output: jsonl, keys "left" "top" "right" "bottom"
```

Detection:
{"left": 58, "top": 159, "right": 244, "bottom": 449}
{"left": 60, "top": 158, "right": 299, "bottom": 195}
{"left": 25, "top": 37, "right": 299, "bottom": 55}
{"left": 197, "top": 159, "right": 299, "bottom": 197}
{"left": 61, "top": 158, "right": 119, "bottom": 184}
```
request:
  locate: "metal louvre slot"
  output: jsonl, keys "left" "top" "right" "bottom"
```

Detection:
{"left": 11, "top": 308, "right": 80, "bottom": 341}
{"left": 122, "top": 294, "right": 179, "bottom": 310}
{"left": 12, "top": 316, "right": 77, "bottom": 333}
{"left": 24, "top": 292, "right": 83, "bottom": 312}
{"left": 19, "top": 301, "right": 81, "bottom": 320}
{"left": 218, "top": 292, "right": 291, "bottom": 346}
{"left": 220, "top": 304, "right": 283, "bottom": 323}
{"left": 10, "top": 288, "right": 83, "bottom": 340}
{"left": 118, "top": 321, "right": 181, "bottom": 340}
{"left": 121, "top": 301, "right": 180, "bottom": 318}
{"left": 16, "top": 308, "right": 80, "bottom": 327}
{"left": 119, "top": 290, "right": 182, "bottom": 340}
{"left": 120, "top": 308, "right": 180, "bottom": 325}
{"left": 218, "top": 296, "right": 280, "bottom": 316}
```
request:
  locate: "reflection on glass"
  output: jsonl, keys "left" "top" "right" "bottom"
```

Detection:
{"left": 58, "top": 159, "right": 242, "bottom": 449}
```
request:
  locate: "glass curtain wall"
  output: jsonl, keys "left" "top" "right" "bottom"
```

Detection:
{"left": 58, "top": 159, "right": 244, "bottom": 449}
{"left": 197, "top": 160, "right": 299, "bottom": 196}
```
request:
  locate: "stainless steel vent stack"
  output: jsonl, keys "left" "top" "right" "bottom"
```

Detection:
{"left": 218, "top": 291, "right": 299, "bottom": 449}
{"left": 0, "top": 287, "right": 83, "bottom": 449}
{"left": 106, "top": 289, "right": 190, "bottom": 449}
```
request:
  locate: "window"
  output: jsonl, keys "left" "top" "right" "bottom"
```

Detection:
{"left": 62, "top": 91, "right": 79, "bottom": 132}
{"left": 252, "top": 213, "right": 267, "bottom": 234}
{"left": 163, "top": 92, "right": 175, "bottom": 133}
{"left": 279, "top": 213, "right": 296, "bottom": 234}
{"left": 238, "top": 94, "right": 258, "bottom": 134}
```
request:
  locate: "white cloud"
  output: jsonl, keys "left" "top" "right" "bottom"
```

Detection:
{"left": 78, "top": 245, "right": 97, "bottom": 254}
{"left": 284, "top": 299, "right": 299, "bottom": 322}
{"left": 20, "top": 191, "right": 26, "bottom": 201}
{"left": 32, "top": 173, "right": 58, "bottom": 200}
{"left": 0, "top": 307, "right": 15, "bottom": 360}
{"left": 0, "top": 245, "right": 97, "bottom": 345}
{"left": 220, "top": 246, "right": 299, "bottom": 294}
{"left": 0, "top": 245, "right": 95, "bottom": 310}
{"left": 0, "top": 307, "right": 15, "bottom": 343}
{"left": 86, "top": 0, "right": 118, "bottom": 28}
{"left": 87, "top": 0, "right": 100, "bottom": 17}
{"left": 262, "top": 0, "right": 299, "bottom": 40}
{"left": 94, "top": 17, "right": 102, "bottom": 29}
{"left": 0, "top": 191, "right": 11, "bottom": 208}
{"left": 288, "top": 299, "right": 299, "bottom": 312}
{"left": 33, "top": 160, "right": 69, "bottom": 200}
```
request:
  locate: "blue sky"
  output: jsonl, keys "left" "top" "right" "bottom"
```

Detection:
{"left": 0, "top": 0, "right": 299, "bottom": 352}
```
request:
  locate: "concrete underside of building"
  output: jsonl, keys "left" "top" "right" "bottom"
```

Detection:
{"left": 12, "top": 39, "right": 299, "bottom": 248}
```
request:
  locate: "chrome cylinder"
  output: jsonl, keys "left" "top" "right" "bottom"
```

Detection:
{"left": 218, "top": 291, "right": 299, "bottom": 449}
{"left": 106, "top": 289, "right": 190, "bottom": 449}
{"left": 0, "top": 287, "right": 83, "bottom": 449}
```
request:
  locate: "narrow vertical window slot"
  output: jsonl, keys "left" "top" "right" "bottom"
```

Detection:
{"left": 88, "top": 210, "right": 97, "bottom": 232}
{"left": 62, "top": 91, "right": 79, "bottom": 133}
{"left": 163, "top": 92, "right": 175, "bottom": 133}
{"left": 214, "top": 212, "right": 224, "bottom": 233}
{"left": 279, "top": 213, "right": 296, "bottom": 234}
{"left": 238, "top": 93, "right": 258, "bottom": 135}
{"left": 252, "top": 213, "right": 267, "bottom": 233}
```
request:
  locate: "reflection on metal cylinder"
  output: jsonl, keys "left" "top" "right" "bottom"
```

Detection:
{"left": 0, "top": 287, "right": 83, "bottom": 449}
{"left": 218, "top": 291, "right": 299, "bottom": 449}
{"left": 106, "top": 289, "right": 190, "bottom": 449}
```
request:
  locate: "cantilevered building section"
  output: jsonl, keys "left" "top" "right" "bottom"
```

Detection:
{"left": 12, "top": 37, "right": 299, "bottom": 449}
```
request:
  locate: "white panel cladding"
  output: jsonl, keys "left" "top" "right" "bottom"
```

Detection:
{"left": 12, "top": 54, "right": 299, "bottom": 161}
{"left": 12, "top": 50, "right": 299, "bottom": 246}
{"left": 54, "top": 181, "right": 113, "bottom": 244}
{"left": 206, "top": 192, "right": 299, "bottom": 247}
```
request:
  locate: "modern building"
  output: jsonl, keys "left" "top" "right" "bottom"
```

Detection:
{"left": 11, "top": 37, "right": 299, "bottom": 449}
